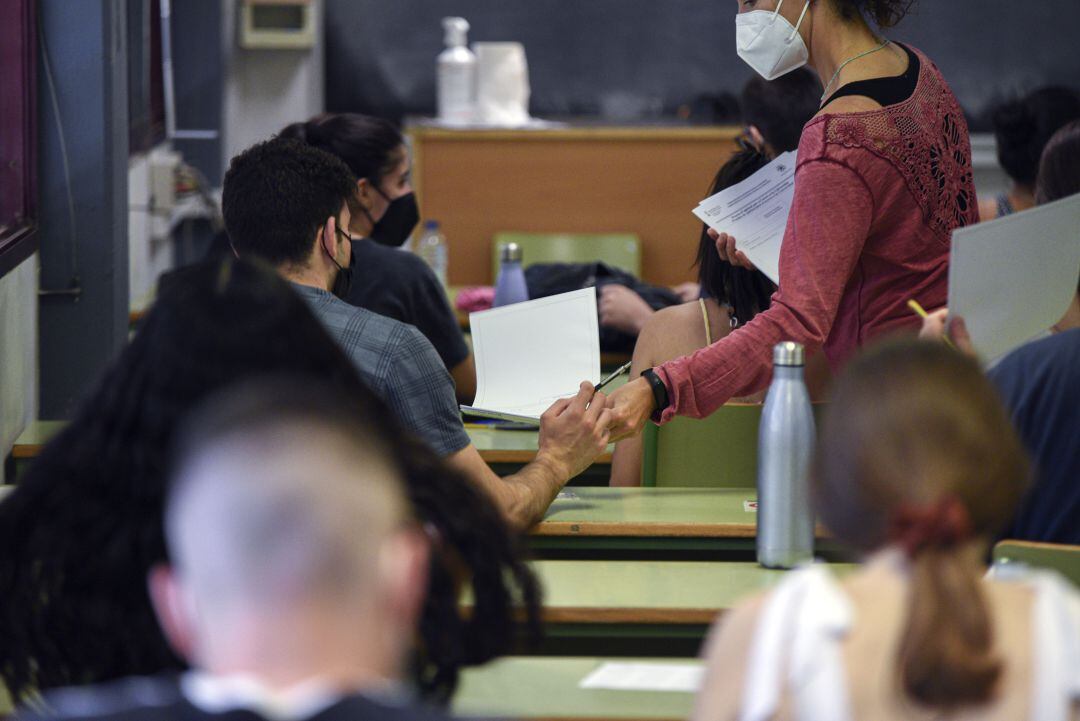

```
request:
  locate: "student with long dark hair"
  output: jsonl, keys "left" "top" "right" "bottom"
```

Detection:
{"left": 693, "top": 340, "right": 1080, "bottom": 720}
{"left": 279, "top": 114, "right": 477, "bottom": 404}
{"left": 608, "top": 147, "right": 829, "bottom": 486}
{"left": 0, "top": 258, "right": 540, "bottom": 705}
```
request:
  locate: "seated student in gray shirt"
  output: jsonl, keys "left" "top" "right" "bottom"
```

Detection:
{"left": 221, "top": 137, "right": 611, "bottom": 529}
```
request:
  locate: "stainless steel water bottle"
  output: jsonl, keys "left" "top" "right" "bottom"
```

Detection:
{"left": 756, "top": 341, "right": 815, "bottom": 569}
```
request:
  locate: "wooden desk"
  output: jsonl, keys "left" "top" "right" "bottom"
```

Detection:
{"left": 532, "top": 487, "right": 755, "bottom": 557}
{"left": 532, "top": 559, "right": 807, "bottom": 626}
{"left": 410, "top": 125, "right": 740, "bottom": 287}
{"left": 455, "top": 657, "right": 698, "bottom": 721}
{"left": 468, "top": 426, "right": 612, "bottom": 486}
{"left": 530, "top": 487, "right": 844, "bottom": 560}
{"left": 468, "top": 427, "right": 613, "bottom": 466}
{"left": 483, "top": 559, "right": 853, "bottom": 655}
{"left": 5, "top": 420, "right": 64, "bottom": 481}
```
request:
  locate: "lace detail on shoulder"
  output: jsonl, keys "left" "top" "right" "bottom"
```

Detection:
{"left": 822, "top": 50, "right": 977, "bottom": 242}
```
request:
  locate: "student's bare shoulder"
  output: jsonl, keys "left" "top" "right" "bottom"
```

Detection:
{"left": 638, "top": 302, "right": 709, "bottom": 359}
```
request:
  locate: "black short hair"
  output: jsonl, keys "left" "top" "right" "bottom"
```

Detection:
{"left": 222, "top": 137, "right": 357, "bottom": 266}
{"left": 741, "top": 68, "right": 821, "bottom": 154}
{"left": 993, "top": 86, "right": 1080, "bottom": 187}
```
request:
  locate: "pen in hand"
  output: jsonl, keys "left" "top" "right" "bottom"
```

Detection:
{"left": 907, "top": 299, "right": 956, "bottom": 350}
{"left": 594, "top": 361, "right": 633, "bottom": 393}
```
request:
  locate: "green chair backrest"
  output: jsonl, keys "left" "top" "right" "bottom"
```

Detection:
{"left": 993, "top": 540, "right": 1080, "bottom": 588}
{"left": 641, "top": 403, "right": 826, "bottom": 488}
{"left": 641, "top": 404, "right": 762, "bottom": 488}
{"left": 492, "top": 232, "right": 641, "bottom": 281}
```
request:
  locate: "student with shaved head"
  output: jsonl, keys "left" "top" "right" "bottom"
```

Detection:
{"left": 18, "top": 380, "right": 455, "bottom": 721}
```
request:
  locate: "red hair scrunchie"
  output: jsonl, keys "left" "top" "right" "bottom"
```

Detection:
{"left": 888, "top": 495, "right": 974, "bottom": 557}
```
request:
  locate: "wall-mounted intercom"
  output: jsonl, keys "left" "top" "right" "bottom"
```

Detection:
{"left": 239, "top": 0, "right": 315, "bottom": 50}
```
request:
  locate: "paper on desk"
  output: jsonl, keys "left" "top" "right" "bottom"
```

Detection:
{"left": 948, "top": 193, "right": 1080, "bottom": 364}
{"left": 579, "top": 662, "right": 704, "bottom": 693}
{"left": 463, "top": 288, "right": 601, "bottom": 423}
{"left": 691, "top": 150, "right": 796, "bottom": 285}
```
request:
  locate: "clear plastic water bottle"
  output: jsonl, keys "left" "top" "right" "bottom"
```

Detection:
{"left": 756, "top": 341, "right": 816, "bottom": 569}
{"left": 493, "top": 242, "right": 529, "bottom": 307}
{"left": 416, "top": 220, "right": 448, "bottom": 286}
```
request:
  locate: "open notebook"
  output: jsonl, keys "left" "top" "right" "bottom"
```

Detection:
{"left": 461, "top": 288, "right": 601, "bottom": 425}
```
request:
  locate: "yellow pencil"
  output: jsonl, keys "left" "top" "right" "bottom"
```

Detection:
{"left": 907, "top": 299, "right": 955, "bottom": 349}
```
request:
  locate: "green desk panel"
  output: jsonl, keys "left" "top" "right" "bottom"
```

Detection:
{"left": 533, "top": 559, "right": 805, "bottom": 624}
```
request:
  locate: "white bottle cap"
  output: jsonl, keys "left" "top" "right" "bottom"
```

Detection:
{"left": 442, "top": 17, "right": 469, "bottom": 47}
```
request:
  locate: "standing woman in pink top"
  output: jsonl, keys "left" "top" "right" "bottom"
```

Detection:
{"left": 608, "top": 0, "right": 977, "bottom": 434}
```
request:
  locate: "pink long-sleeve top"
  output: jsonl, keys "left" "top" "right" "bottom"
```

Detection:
{"left": 656, "top": 48, "right": 977, "bottom": 422}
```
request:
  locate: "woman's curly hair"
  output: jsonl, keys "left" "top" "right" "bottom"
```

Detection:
{"left": 0, "top": 258, "right": 540, "bottom": 705}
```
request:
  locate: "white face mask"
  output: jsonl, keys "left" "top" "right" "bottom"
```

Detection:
{"left": 736, "top": 0, "right": 811, "bottom": 81}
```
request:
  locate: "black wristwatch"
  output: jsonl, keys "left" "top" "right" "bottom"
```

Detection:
{"left": 641, "top": 368, "right": 670, "bottom": 417}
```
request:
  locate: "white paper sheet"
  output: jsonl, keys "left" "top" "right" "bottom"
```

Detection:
{"left": 948, "top": 193, "right": 1080, "bottom": 363}
{"left": 691, "top": 150, "right": 797, "bottom": 285}
{"left": 463, "top": 288, "right": 601, "bottom": 422}
{"left": 579, "top": 662, "right": 704, "bottom": 693}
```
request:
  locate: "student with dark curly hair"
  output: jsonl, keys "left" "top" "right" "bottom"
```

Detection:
{"left": 979, "top": 86, "right": 1080, "bottom": 221}
{"left": 0, "top": 258, "right": 540, "bottom": 706}
{"left": 609, "top": 0, "right": 981, "bottom": 440}
{"left": 693, "top": 340, "right": 1080, "bottom": 720}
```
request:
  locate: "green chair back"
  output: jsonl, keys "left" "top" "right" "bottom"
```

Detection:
{"left": 993, "top": 540, "right": 1080, "bottom": 588}
{"left": 492, "top": 232, "right": 641, "bottom": 281}
{"left": 641, "top": 404, "right": 763, "bottom": 488}
{"left": 641, "top": 403, "right": 826, "bottom": 487}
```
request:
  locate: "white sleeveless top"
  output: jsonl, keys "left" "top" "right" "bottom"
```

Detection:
{"left": 738, "top": 561, "right": 1080, "bottom": 721}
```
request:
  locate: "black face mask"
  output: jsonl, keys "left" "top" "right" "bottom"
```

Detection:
{"left": 369, "top": 188, "right": 420, "bottom": 247}
{"left": 329, "top": 228, "right": 354, "bottom": 300}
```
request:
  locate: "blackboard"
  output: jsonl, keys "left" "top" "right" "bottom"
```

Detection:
{"left": 326, "top": 0, "right": 1080, "bottom": 130}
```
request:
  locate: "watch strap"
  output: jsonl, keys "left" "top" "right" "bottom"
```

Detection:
{"left": 642, "top": 367, "right": 670, "bottom": 417}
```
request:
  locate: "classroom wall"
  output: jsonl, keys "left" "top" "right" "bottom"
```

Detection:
{"left": 0, "top": 257, "right": 38, "bottom": 482}
{"left": 221, "top": 0, "right": 326, "bottom": 175}
{"left": 325, "top": 0, "right": 1080, "bottom": 128}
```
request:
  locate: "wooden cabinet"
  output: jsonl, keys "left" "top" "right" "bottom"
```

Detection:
{"left": 408, "top": 124, "right": 741, "bottom": 287}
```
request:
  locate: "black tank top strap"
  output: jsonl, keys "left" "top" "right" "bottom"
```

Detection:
{"left": 820, "top": 43, "right": 920, "bottom": 110}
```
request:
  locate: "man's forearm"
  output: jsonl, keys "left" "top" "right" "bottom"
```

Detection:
{"left": 501, "top": 453, "right": 570, "bottom": 530}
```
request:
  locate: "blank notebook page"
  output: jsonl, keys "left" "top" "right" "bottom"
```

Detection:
{"left": 470, "top": 288, "right": 601, "bottom": 419}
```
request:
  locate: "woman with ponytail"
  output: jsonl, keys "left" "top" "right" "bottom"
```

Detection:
{"left": 692, "top": 340, "right": 1080, "bottom": 720}
{"left": 0, "top": 258, "right": 540, "bottom": 706}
